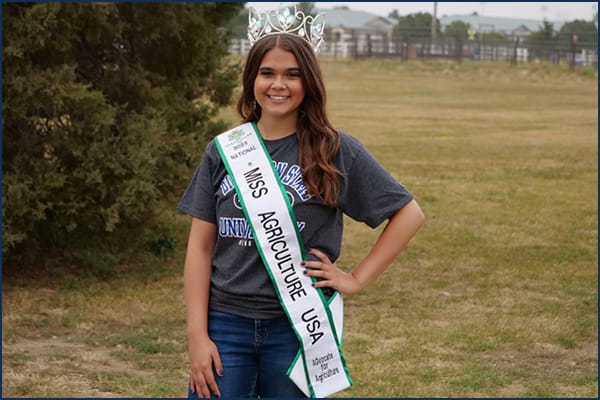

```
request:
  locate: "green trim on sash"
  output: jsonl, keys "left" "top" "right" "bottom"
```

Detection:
{"left": 250, "top": 123, "right": 346, "bottom": 350}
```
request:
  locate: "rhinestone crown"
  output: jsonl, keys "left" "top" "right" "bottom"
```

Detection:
{"left": 247, "top": 4, "right": 326, "bottom": 53}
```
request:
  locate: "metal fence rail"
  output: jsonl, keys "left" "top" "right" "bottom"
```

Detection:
{"left": 229, "top": 37, "right": 598, "bottom": 67}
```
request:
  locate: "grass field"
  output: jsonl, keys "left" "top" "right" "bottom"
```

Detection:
{"left": 2, "top": 59, "right": 598, "bottom": 398}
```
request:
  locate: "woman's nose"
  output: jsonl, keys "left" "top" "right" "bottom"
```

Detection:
{"left": 271, "top": 75, "right": 286, "bottom": 89}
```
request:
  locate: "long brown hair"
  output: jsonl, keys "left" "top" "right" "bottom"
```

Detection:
{"left": 236, "top": 34, "right": 341, "bottom": 207}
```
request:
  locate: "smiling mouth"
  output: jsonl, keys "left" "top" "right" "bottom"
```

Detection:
{"left": 268, "top": 95, "right": 289, "bottom": 101}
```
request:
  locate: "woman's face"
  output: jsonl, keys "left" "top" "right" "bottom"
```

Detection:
{"left": 253, "top": 46, "right": 305, "bottom": 122}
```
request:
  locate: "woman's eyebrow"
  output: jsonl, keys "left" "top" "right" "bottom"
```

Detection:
{"left": 258, "top": 66, "right": 300, "bottom": 72}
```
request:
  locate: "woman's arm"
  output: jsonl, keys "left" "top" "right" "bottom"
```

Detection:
{"left": 184, "top": 217, "right": 222, "bottom": 398}
{"left": 305, "top": 199, "right": 425, "bottom": 295}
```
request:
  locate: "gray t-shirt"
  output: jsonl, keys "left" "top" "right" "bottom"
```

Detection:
{"left": 178, "top": 130, "right": 413, "bottom": 318}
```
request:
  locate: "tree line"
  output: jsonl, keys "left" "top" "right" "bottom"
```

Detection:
{"left": 388, "top": 10, "right": 597, "bottom": 48}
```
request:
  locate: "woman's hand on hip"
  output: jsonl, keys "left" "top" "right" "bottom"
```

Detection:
{"left": 303, "top": 248, "right": 364, "bottom": 296}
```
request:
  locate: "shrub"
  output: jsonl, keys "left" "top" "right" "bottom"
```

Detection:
{"left": 2, "top": 2, "right": 244, "bottom": 266}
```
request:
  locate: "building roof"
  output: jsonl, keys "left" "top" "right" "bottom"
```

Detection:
{"left": 440, "top": 14, "right": 566, "bottom": 35}
{"left": 318, "top": 9, "right": 566, "bottom": 36}
{"left": 316, "top": 8, "right": 393, "bottom": 32}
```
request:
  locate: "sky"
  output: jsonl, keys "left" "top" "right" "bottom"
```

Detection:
{"left": 245, "top": 2, "right": 598, "bottom": 22}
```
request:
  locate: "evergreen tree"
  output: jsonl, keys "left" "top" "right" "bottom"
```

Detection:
{"left": 444, "top": 20, "right": 470, "bottom": 40}
{"left": 2, "top": 2, "right": 244, "bottom": 265}
{"left": 524, "top": 20, "right": 558, "bottom": 61}
{"left": 557, "top": 19, "right": 598, "bottom": 49}
{"left": 229, "top": 6, "right": 250, "bottom": 38}
{"left": 392, "top": 12, "right": 440, "bottom": 41}
{"left": 297, "top": 2, "right": 316, "bottom": 16}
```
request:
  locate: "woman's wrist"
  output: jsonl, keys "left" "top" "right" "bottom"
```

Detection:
{"left": 187, "top": 321, "right": 209, "bottom": 339}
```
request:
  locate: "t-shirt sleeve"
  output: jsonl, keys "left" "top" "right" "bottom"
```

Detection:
{"left": 177, "top": 141, "right": 218, "bottom": 223}
{"left": 337, "top": 134, "right": 414, "bottom": 228}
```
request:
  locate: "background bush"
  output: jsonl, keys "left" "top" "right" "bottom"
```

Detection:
{"left": 2, "top": 2, "right": 244, "bottom": 266}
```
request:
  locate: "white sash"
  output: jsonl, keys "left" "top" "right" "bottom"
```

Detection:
{"left": 214, "top": 122, "right": 353, "bottom": 398}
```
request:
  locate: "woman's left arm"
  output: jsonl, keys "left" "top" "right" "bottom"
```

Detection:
{"left": 305, "top": 199, "right": 425, "bottom": 296}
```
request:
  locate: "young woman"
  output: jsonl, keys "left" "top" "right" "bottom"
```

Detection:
{"left": 178, "top": 30, "right": 425, "bottom": 399}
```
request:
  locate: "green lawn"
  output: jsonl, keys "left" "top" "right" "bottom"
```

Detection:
{"left": 3, "top": 59, "right": 597, "bottom": 398}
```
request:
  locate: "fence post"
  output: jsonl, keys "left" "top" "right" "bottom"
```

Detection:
{"left": 570, "top": 32, "right": 578, "bottom": 69}
{"left": 511, "top": 36, "right": 519, "bottom": 65}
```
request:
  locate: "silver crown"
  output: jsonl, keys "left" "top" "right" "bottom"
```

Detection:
{"left": 247, "top": 4, "right": 326, "bottom": 53}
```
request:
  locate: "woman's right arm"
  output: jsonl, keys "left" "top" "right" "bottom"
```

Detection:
{"left": 184, "top": 217, "right": 223, "bottom": 398}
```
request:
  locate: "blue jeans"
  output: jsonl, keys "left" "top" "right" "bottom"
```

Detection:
{"left": 188, "top": 310, "right": 307, "bottom": 398}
